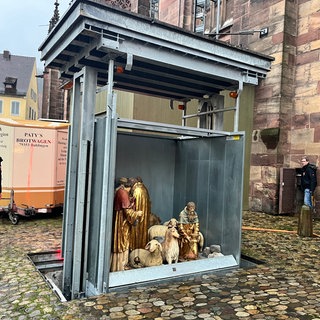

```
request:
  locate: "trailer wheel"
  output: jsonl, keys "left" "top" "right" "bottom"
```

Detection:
{"left": 9, "top": 212, "right": 19, "bottom": 225}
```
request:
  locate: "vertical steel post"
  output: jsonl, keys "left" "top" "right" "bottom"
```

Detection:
{"left": 73, "top": 66, "right": 97, "bottom": 299}
{"left": 96, "top": 59, "right": 117, "bottom": 293}
{"left": 62, "top": 72, "right": 81, "bottom": 301}
{"left": 234, "top": 80, "right": 243, "bottom": 132}
{"left": 215, "top": 0, "right": 221, "bottom": 39}
{"left": 182, "top": 101, "right": 187, "bottom": 126}
{"left": 62, "top": 66, "right": 97, "bottom": 300}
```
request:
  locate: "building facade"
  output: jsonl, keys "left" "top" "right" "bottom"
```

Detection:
{"left": 41, "top": 68, "right": 67, "bottom": 120}
{"left": 148, "top": 0, "right": 320, "bottom": 214}
{"left": 215, "top": 0, "right": 319, "bottom": 214}
{"left": 0, "top": 50, "right": 38, "bottom": 120}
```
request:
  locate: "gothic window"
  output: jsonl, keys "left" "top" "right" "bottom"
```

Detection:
{"left": 211, "top": 0, "right": 233, "bottom": 34}
{"left": 194, "top": 0, "right": 208, "bottom": 34}
{"left": 150, "top": 0, "right": 159, "bottom": 20}
{"left": 105, "top": 0, "right": 131, "bottom": 11}
{"left": 194, "top": 0, "right": 233, "bottom": 35}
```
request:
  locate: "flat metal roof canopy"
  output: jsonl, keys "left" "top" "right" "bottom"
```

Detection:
{"left": 39, "top": 0, "right": 273, "bottom": 101}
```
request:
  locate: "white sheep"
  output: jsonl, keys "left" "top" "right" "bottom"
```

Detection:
{"left": 163, "top": 218, "right": 178, "bottom": 227}
{"left": 161, "top": 227, "right": 180, "bottom": 264}
{"left": 148, "top": 218, "right": 178, "bottom": 241}
{"left": 198, "top": 232, "right": 204, "bottom": 252}
{"left": 148, "top": 218, "right": 204, "bottom": 252}
{"left": 129, "top": 239, "right": 163, "bottom": 268}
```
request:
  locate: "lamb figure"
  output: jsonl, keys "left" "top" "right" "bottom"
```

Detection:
{"left": 163, "top": 218, "right": 179, "bottom": 227}
{"left": 148, "top": 218, "right": 178, "bottom": 241}
{"left": 148, "top": 218, "right": 205, "bottom": 252}
{"left": 129, "top": 239, "right": 163, "bottom": 268}
{"left": 161, "top": 226, "right": 180, "bottom": 264}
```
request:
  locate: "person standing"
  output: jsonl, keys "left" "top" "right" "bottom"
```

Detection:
{"left": 129, "top": 176, "right": 151, "bottom": 251}
{"left": 111, "top": 177, "right": 142, "bottom": 272}
{"left": 301, "top": 156, "right": 317, "bottom": 208}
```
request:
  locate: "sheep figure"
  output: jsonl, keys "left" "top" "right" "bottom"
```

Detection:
{"left": 163, "top": 218, "right": 178, "bottom": 227}
{"left": 129, "top": 239, "right": 163, "bottom": 268}
{"left": 148, "top": 218, "right": 205, "bottom": 252}
{"left": 148, "top": 218, "right": 178, "bottom": 241}
{"left": 198, "top": 232, "right": 204, "bottom": 252}
{"left": 161, "top": 227, "right": 180, "bottom": 264}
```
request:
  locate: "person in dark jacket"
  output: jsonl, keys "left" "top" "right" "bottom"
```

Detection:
{"left": 301, "top": 156, "right": 317, "bottom": 207}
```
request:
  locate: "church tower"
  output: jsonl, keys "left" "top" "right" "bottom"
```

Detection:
{"left": 41, "top": 1, "right": 68, "bottom": 120}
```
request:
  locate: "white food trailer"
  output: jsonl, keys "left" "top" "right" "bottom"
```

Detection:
{"left": 0, "top": 118, "right": 68, "bottom": 224}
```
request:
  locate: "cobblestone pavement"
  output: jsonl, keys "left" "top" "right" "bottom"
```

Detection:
{"left": 1, "top": 211, "right": 320, "bottom": 319}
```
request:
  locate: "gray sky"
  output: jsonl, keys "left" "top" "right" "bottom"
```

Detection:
{"left": 0, "top": 0, "right": 70, "bottom": 71}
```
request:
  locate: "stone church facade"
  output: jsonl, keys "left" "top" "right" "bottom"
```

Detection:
{"left": 156, "top": 0, "right": 320, "bottom": 214}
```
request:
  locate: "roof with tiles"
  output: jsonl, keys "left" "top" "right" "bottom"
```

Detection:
{"left": 0, "top": 50, "right": 36, "bottom": 96}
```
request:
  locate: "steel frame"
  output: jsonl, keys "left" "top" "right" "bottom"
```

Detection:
{"left": 39, "top": 0, "right": 273, "bottom": 299}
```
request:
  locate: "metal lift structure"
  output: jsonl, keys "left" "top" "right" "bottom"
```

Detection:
{"left": 39, "top": 0, "right": 273, "bottom": 300}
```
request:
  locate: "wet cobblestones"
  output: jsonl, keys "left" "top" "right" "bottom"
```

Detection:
{"left": 1, "top": 211, "right": 320, "bottom": 319}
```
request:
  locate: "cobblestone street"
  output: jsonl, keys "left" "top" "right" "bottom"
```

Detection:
{"left": 1, "top": 211, "right": 320, "bottom": 319}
